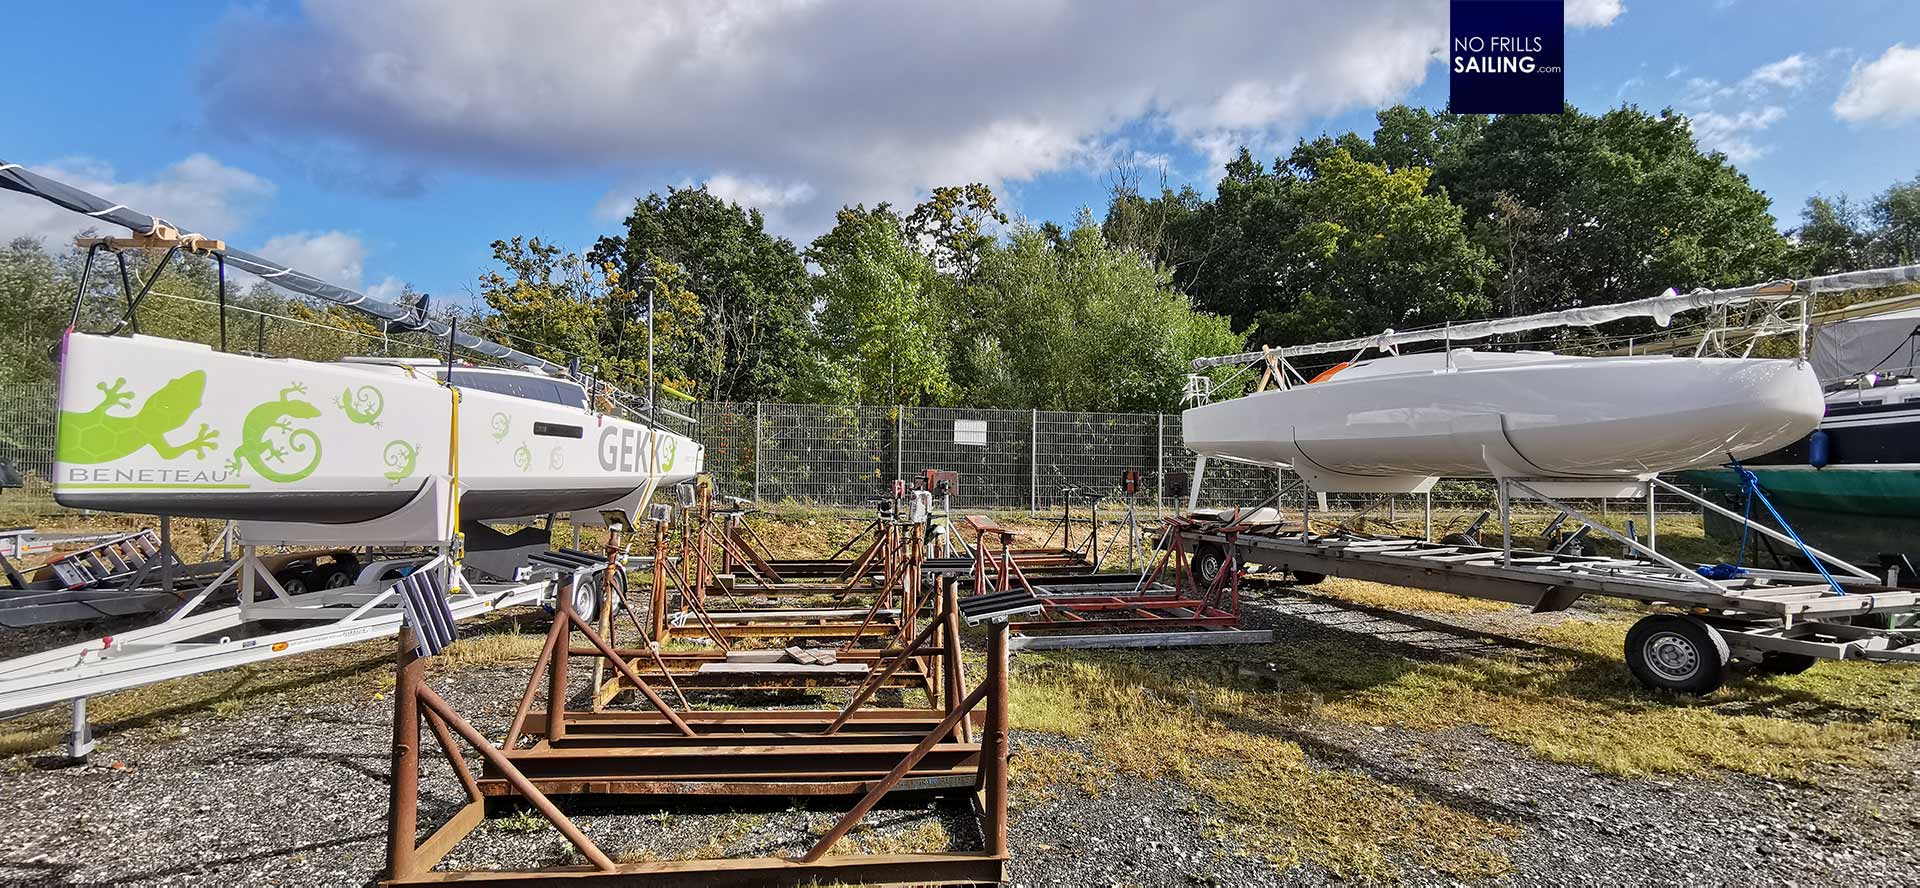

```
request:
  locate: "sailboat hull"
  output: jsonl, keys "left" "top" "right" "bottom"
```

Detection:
{"left": 52, "top": 334, "right": 700, "bottom": 523}
{"left": 1184, "top": 351, "right": 1822, "bottom": 489}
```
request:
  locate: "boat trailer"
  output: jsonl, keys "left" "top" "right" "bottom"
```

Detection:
{"left": 0, "top": 479, "right": 582, "bottom": 757}
{"left": 1183, "top": 475, "right": 1920, "bottom": 694}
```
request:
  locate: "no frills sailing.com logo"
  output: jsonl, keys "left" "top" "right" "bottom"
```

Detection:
{"left": 1449, "top": 0, "right": 1565, "bottom": 114}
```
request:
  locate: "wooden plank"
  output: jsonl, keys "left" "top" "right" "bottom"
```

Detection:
{"left": 696, "top": 662, "right": 870, "bottom": 675}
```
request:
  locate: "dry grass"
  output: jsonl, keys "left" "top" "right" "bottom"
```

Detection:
{"left": 1304, "top": 577, "right": 1513, "bottom": 614}
{"left": 1008, "top": 654, "right": 1515, "bottom": 881}
{"left": 829, "top": 817, "right": 951, "bottom": 856}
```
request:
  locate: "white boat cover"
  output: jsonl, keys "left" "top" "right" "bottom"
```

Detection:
{"left": 1812, "top": 306, "right": 1920, "bottom": 382}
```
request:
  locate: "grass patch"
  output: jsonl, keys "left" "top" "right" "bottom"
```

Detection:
{"left": 830, "top": 817, "right": 951, "bottom": 856}
{"left": 1303, "top": 577, "right": 1513, "bottom": 615}
{"left": 493, "top": 807, "right": 550, "bottom": 834}
{"left": 1008, "top": 743, "right": 1105, "bottom": 807}
{"left": 430, "top": 627, "right": 548, "bottom": 672}
{"left": 1009, "top": 654, "right": 1515, "bottom": 881}
{"left": 1311, "top": 624, "right": 1910, "bottom": 780}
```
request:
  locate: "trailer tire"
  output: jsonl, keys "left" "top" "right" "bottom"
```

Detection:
{"left": 1193, "top": 542, "right": 1230, "bottom": 588}
{"left": 558, "top": 569, "right": 618, "bottom": 625}
{"left": 1290, "top": 570, "right": 1326, "bottom": 586}
{"left": 1440, "top": 532, "right": 1479, "bottom": 547}
{"left": 1751, "top": 651, "right": 1820, "bottom": 676}
{"left": 1625, "top": 614, "right": 1731, "bottom": 695}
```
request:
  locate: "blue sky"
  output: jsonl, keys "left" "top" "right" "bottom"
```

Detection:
{"left": 3, "top": 1, "right": 1917, "bottom": 309}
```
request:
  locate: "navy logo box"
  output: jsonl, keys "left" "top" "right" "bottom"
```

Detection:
{"left": 1450, "top": 0, "right": 1564, "bottom": 114}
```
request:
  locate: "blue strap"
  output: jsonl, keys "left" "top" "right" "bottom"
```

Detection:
{"left": 1729, "top": 457, "right": 1846, "bottom": 597}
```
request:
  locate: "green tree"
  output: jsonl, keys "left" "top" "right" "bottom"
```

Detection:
{"left": 1792, "top": 195, "right": 1869, "bottom": 275}
{"left": 964, "top": 215, "right": 1242, "bottom": 412}
{"left": 803, "top": 205, "right": 953, "bottom": 406}
{"left": 478, "top": 236, "right": 707, "bottom": 401}
{"left": 904, "top": 183, "right": 1007, "bottom": 276}
{"left": 590, "top": 186, "right": 810, "bottom": 401}
{"left": 1436, "top": 104, "right": 1791, "bottom": 313}
{"left": 1257, "top": 149, "right": 1493, "bottom": 343}
{"left": 1870, "top": 173, "right": 1920, "bottom": 266}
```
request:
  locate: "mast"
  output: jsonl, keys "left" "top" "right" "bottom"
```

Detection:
{"left": 0, "top": 159, "right": 564, "bottom": 375}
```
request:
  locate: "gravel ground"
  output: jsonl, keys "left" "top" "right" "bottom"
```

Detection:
{"left": 1, "top": 589, "right": 1916, "bottom": 887}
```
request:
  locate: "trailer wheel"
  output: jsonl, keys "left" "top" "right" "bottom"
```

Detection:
{"left": 1193, "top": 542, "right": 1230, "bottom": 588}
{"left": 1290, "top": 570, "right": 1326, "bottom": 586}
{"left": 1440, "top": 532, "right": 1478, "bottom": 547}
{"left": 560, "top": 573, "right": 606, "bottom": 624}
{"left": 1624, "top": 614, "right": 1731, "bottom": 695}
{"left": 1751, "top": 651, "right": 1820, "bottom": 676}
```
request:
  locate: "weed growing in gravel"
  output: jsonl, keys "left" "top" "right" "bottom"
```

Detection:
{"left": 1008, "top": 654, "right": 1515, "bottom": 881}
{"left": 493, "top": 807, "right": 550, "bottom": 834}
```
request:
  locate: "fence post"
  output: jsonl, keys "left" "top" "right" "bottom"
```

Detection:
{"left": 1155, "top": 414, "right": 1165, "bottom": 519}
{"left": 753, "top": 401, "right": 763, "bottom": 503}
{"left": 1029, "top": 409, "right": 1038, "bottom": 515}
{"left": 896, "top": 408, "right": 904, "bottom": 482}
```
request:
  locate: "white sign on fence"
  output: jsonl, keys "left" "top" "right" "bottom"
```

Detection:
{"left": 953, "top": 419, "right": 987, "bottom": 446}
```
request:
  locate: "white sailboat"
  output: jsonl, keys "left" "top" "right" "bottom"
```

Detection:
{"left": 1184, "top": 349, "right": 1821, "bottom": 492}
{"left": 1183, "top": 267, "right": 1920, "bottom": 493}
{"left": 54, "top": 332, "right": 700, "bottom": 523}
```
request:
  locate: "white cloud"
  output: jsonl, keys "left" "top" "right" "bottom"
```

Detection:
{"left": 0, "top": 153, "right": 274, "bottom": 246}
{"left": 198, "top": 1, "right": 1515, "bottom": 238}
{"left": 1835, "top": 43, "right": 1920, "bottom": 123}
{"left": 1566, "top": 0, "right": 1626, "bottom": 28}
{"left": 1742, "top": 53, "right": 1813, "bottom": 94}
{"left": 365, "top": 276, "right": 407, "bottom": 302}
{"left": 1687, "top": 106, "right": 1786, "bottom": 162}
{"left": 256, "top": 230, "right": 369, "bottom": 288}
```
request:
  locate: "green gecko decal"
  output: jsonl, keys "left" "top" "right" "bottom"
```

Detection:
{"left": 490, "top": 412, "right": 510, "bottom": 441}
{"left": 657, "top": 436, "right": 678, "bottom": 472}
{"left": 548, "top": 446, "right": 565, "bottom": 470}
{"left": 513, "top": 442, "right": 532, "bottom": 472}
{"left": 225, "top": 383, "right": 323, "bottom": 483}
{"left": 338, "top": 385, "right": 384, "bottom": 426}
{"left": 383, "top": 440, "right": 420, "bottom": 484}
{"left": 57, "top": 373, "right": 219, "bottom": 464}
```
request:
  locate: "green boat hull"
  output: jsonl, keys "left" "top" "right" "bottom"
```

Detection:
{"left": 1681, "top": 466, "right": 1920, "bottom": 518}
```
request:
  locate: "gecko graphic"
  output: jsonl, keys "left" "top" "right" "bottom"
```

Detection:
{"left": 657, "top": 436, "right": 678, "bottom": 473}
{"left": 226, "top": 383, "right": 324, "bottom": 483}
{"left": 383, "top": 440, "right": 420, "bottom": 484}
{"left": 338, "top": 385, "right": 384, "bottom": 426}
{"left": 57, "top": 373, "right": 219, "bottom": 463}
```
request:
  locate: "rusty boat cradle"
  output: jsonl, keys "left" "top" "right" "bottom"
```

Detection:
{"left": 381, "top": 495, "right": 1062, "bottom": 887}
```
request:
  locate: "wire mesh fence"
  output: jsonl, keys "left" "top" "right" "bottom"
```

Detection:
{"left": 0, "top": 383, "right": 59, "bottom": 514}
{"left": 0, "top": 384, "right": 1708, "bottom": 520}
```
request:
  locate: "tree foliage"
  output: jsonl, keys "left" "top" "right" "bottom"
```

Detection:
{"left": 590, "top": 186, "right": 810, "bottom": 401}
{"left": 800, "top": 205, "right": 952, "bottom": 406}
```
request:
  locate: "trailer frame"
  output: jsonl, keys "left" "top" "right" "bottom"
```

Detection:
{"left": 1185, "top": 474, "right": 1920, "bottom": 694}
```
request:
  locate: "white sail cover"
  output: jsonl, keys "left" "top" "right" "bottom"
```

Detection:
{"left": 1192, "top": 264, "right": 1920, "bottom": 370}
